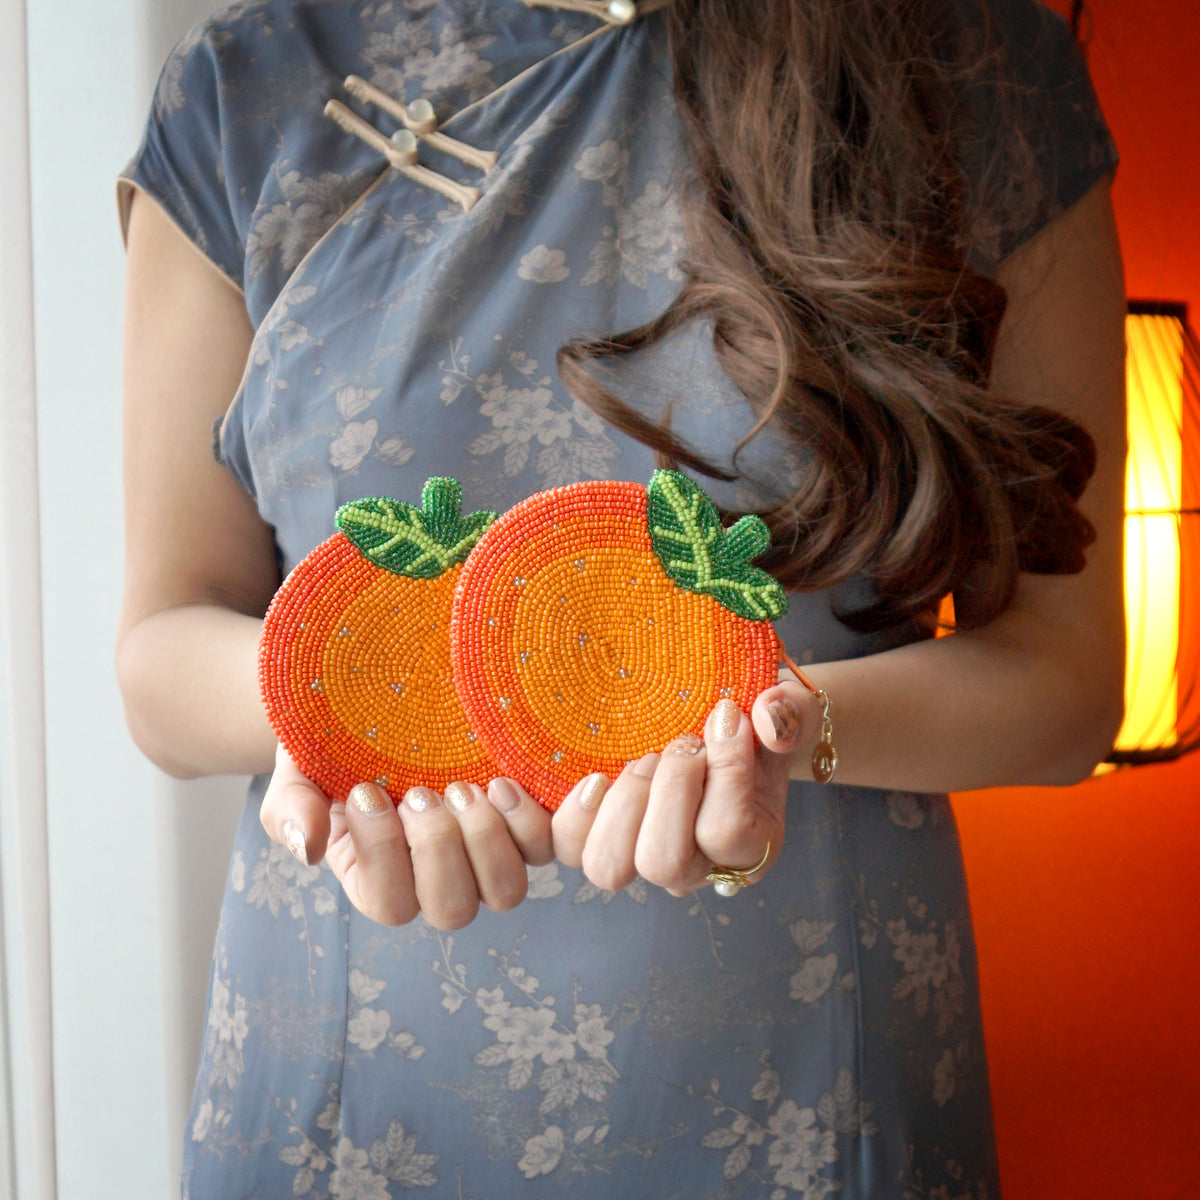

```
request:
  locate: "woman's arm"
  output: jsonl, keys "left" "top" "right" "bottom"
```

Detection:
{"left": 117, "top": 193, "right": 553, "bottom": 928}
{"left": 791, "top": 174, "right": 1127, "bottom": 791}
{"left": 116, "top": 189, "right": 278, "bottom": 778}
{"left": 554, "top": 176, "right": 1127, "bottom": 895}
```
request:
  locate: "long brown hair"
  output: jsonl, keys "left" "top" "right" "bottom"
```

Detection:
{"left": 558, "top": 0, "right": 1096, "bottom": 631}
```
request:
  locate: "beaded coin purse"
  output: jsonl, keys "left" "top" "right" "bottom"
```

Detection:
{"left": 259, "top": 477, "right": 502, "bottom": 801}
{"left": 450, "top": 471, "right": 787, "bottom": 808}
{"left": 262, "top": 470, "right": 833, "bottom": 810}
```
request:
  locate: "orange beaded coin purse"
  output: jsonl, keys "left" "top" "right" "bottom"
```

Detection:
{"left": 449, "top": 470, "right": 788, "bottom": 809}
{"left": 259, "top": 477, "right": 502, "bottom": 801}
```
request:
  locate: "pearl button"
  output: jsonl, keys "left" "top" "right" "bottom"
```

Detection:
{"left": 391, "top": 129, "right": 418, "bottom": 153}
{"left": 607, "top": 0, "right": 636, "bottom": 23}
{"left": 713, "top": 879, "right": 742, "bottom": 898}
{"left": 408, "top": 98, "right": 435, "bottom": 124}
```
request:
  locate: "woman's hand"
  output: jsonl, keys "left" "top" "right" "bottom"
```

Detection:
{"left": 551, "top": 675, "right": 817, "bottom": 897}
{"left": 259, "top": 746, "right": 554, "bottom": 928}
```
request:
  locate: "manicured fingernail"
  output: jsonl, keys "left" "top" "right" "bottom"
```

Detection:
{"left": 665, "top": 734, "right": 703, "bottom": 756}
{"left": 444, "top": 782, "right": 475, "bottom": 813}
{"left": 576, "top": 773, "right": 608, "bottom": 810}
{"left": 712, "top": 699, "right": 742, "bottom": 741}
{"left": 630, "top": 752, "right": 660, "bottom": 777}
{"left": 404, "top": 786, "right": 439, "bottom": 813}
{"left": 767, "top": 697, "right": 802, "bottom": 742}
{"left": 349, "top": 781, "right": 389, "bottom": 815}
{"left": 281, "top": 820, "right": 310, "bottom": 865}
{"left": 487, "top": 778, "right": 521, "bottom": 814}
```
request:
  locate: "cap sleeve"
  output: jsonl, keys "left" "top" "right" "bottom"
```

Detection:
{"left": 117, "top": 21, "right": 244, "bottom": 289}
{"left": 959, "top": 0, "right": 1119, "bottom": 272}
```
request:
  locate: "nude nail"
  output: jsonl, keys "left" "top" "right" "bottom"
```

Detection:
{"left": 281, "top": 820, "right": 310, "bottom": 865}
{"left": 664, "top": 734, "right": 704, "bottom": 756}
{"left": 712, "top": 698, "right": 742, "bottom": 741}
{"left": 444, "top": 782, "right": 475, "bottom": 813}
{"left": 487, "top": 778, "right": 522, "bottom": 814}
{"left": 576, "top": 773, "right": 608, "bottom": 810}
{"left": 767, "top": 697, "right": 802, "bottom": 742}
{"left": 349, "top": 781, "right": 389, "bottom": 814}
{"left": 404, "top": 786, "right": 439, "bottom": 813}
{"left": 630, "top": 752, "right": 660, "bottom": 778}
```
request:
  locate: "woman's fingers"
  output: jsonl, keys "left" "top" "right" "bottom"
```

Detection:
{"left": 579, "top": 757, "right": 658, "bottom": 893}
{"left": 261, "top": 746, "right": 422, "bottom": 927}
{"left": 395, "top": 786, "right": 482, "bottom": 931}
{"left": 443, "top": 782, "right": 529, "bottom": 913}
{"left": 486, "top": 777, "right": 555, "bottom": 866}
{"left": 260, "top": 743, "right": 333, "bottom": 865}
{"left": 750, "top": 672, "right": 823, "bottom": 757}
{"left": 326, "top": 782, "right": 420, "bottom": 927}
{"left": 330, "top": 778, "right": 546, "bottom": 929}
{"left": 635, "top": 735, "right": 710, "bottom": 894}
{"left": 693, "top": 699, "right": 788, "bottom": 882}
{"left": 262, "top": 747, "right": 547, "bottom": 928}
{"left": 550, "top": 772, "right": 613, "bottom": 871}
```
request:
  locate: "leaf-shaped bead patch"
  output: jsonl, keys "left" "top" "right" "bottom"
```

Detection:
{"left": 336, "top": 477, "right": 497, "bottom": 579}
{"left": 646, "top": 470, "right": 788, "bottom": 621}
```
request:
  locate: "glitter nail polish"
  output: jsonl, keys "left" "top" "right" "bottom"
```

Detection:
{"left": 712, "top": 698, "right": 742, "bottom": 741}
{"left": 281, "top": 820, "right": 309, "bottom": 864}
{"left": 577, "top": 773, "right": 608, "bottom": 810}
{"left": 444, "top": 782, "right": 475, "bottom": 813}
{"left": 349, "top": 781, "right": 389, "bottom": 814}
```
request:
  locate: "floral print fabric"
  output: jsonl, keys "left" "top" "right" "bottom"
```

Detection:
{"left": 121, "top": 1, "right": 1115, "bottom": 1196}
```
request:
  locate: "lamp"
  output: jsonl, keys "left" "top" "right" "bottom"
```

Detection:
{"left": 1106, "top": 301, "right": 1200, "bottom": 765}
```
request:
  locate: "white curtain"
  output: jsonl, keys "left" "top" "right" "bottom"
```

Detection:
{"left": 1, "top": 2, "right": 242, "bottom": 1196}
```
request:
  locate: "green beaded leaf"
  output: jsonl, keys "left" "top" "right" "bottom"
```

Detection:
{"left": 646, "top": 469, "right": 788, "bottom": 622}
{"left": 336, "top": 478, "right": 498, "bottom": 579}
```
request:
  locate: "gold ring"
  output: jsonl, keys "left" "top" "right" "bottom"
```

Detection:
{"left": 705, "top": 841, "right": 771, "bottom": 897}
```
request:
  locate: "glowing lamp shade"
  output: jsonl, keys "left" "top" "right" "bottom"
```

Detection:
{"left": 1108, "top": 302, "right": 1200, "bottom": 765}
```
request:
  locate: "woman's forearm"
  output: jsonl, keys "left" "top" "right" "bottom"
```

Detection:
{"left": 795, "top": 582, "right": 1124, "bottom": 792}
{"left": 120, "top": 194, "right": 276, "bottom": 779}
{"left": 116, "top": 604, "right": 275, "bottom": 778}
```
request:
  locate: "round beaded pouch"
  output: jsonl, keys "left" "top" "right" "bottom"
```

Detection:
{"left": 450, "top": 469, "right": 787, "bottom": 810}
{"left": 259, "top": 477, "right": 502, "bottom": 802}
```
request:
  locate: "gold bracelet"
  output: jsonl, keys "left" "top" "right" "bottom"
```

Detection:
{"left": 779, "top": 650, "right": 838, "bottom": 784}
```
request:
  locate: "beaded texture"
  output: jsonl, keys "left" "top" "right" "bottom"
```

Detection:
{"left": 263, "top": 472, "right": 785, "bottom": 810}
{"left": 450, "top": 472, "right": 784, "bottom": 810}
{"left": 259, "top": 478, "right": 502, "bottom": 802}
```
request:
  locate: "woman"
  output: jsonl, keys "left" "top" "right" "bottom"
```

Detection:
{"left": 117, "top": 0, "right": 1124, "bottom": 1194}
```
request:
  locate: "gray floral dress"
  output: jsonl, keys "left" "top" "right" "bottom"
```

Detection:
{"left": 121, "top": 1, "right": 1116, "bottom": 1196}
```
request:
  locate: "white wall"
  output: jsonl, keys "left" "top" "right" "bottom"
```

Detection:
{"left": 7, "top": 0, "right": 243, "bottom": 1196}
{"left": 1, "top": 4, "right": 53, "bottom": 1196}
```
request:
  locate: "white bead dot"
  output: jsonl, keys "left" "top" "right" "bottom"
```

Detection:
{"left": 408, "top": 98, "right": 434, "bottom": 123}
{"left": 391, "top": 129, "right": 418, "bottom": 153}
{"left": 607, "top": 0, "right": 636, "bottom": 22}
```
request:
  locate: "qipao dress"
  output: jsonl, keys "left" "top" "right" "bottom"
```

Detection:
{"left": 119, "top": 1, "right": 1116, "bottom": 1196}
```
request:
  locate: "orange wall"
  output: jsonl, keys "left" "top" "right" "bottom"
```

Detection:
{"left": 951, "top": 3, "right": 1200, "bottom": 1195}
